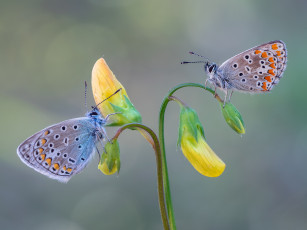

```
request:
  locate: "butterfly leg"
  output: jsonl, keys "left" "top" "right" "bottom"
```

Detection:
{"left": 97, "top": 134, "right": 107, "bottom": 153}
{"left": 205, "top": 78, "right": 209, "bottom": 88}
{"left": 95, "top": 145, "right": 101, "bottom": 161}
{"left": 223, "top": 90, "right": 228, "bottom": 108}
{"left": 228, "top": 90, "right": 233, "bottom": 102}
{"left": 105, "top": 112, "right": 121, "bottom": 122}
{"left": 99, "top": 127, "right": 112, "bottom": 143}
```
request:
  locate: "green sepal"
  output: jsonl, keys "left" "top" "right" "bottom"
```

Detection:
{"left": 178, "top": 106, "right": 206, "bottom": 146}
{"left": 106, "top": 95, "right": 142, "bottom": 127}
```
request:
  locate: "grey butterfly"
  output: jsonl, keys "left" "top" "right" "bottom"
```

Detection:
{"left": 17, "top": 88, "right": 121, "bottom": 183}
{"left": 183, "top": 40, "right": 287, "bottom": 103}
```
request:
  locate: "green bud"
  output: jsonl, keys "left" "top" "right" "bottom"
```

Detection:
{"left": 98, "top": 140, "right": 121, "bottom": 175}
{"left": 178, "top": 106, "right": 205, "bottom": 145}
{"left": 220, "top": 102, "right": 245, "bottom": 134}
{"left": 107, "top": 95, "right": 142, "bottom": 127}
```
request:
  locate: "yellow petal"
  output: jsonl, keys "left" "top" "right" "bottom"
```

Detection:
{"left": 98, "top": 161, "right": 118, "bottom": 175}
{"left": 181, "top": 130, "right": 225, "bottom": 177}
{"left": 91, "top": 58, "right": 129, "bottom": 117}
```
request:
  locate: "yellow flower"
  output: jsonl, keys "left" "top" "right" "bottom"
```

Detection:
{"left": 98, "top": 140, "right": 121, "bottom": 175}
{"left": 179, "top": 106, "right": 225, "bottom": 177}
{"left": 92, "top": 58, "right": 142, "bottom": 126}
{"left": 220, "top": 102, "right": 245, "bottom": 134}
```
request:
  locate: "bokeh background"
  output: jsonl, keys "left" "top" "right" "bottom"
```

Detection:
{"left": 1, "top": 0, "right": 307, "bottom": 229}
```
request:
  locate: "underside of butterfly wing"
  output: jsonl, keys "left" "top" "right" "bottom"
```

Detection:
{"left": 17, "top": 117, "right": 98, "bottom": 183}
{"left": 217, "top": 40, "right": 287, "bottom": 93}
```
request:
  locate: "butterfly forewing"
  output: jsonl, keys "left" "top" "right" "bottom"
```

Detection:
{"left": 218, "top": 40, "right": 287, "bottom": 92}
{"left": 17, "top": 117, "right": 98, "bottom": 183}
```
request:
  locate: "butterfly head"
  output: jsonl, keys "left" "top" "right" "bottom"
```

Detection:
{"left": 204, "top": 62, "right": 217, "bottom": 75}
{"left": 204, "top": 62, "right": 223, "bottom": 89}
{"left": 88, "top": 107, "right": 102, "bottom": 119}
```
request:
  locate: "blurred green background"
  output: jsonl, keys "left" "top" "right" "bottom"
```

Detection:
{"left": 1, "top": 0, "right": 307, "bottom": 229}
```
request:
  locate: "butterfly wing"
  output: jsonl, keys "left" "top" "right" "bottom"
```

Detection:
{"left": 217, "top": 40, "right": 287, "bottom": 92}
{"left": 17, "top": 117, "right": 98, "bottom": 183}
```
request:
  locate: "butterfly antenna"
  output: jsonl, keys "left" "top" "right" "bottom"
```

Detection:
{"left": 84, "top": 81, "right": 88, "bottom": 113}
{"left": 181, "top": 51, "right": 211, "bottom": 65}
{"left": 189, "top": 51, "right": 208, "bottom": 59}
{"left": 93, "top": 88, "right": 122, "bottom": 110}
{"left": 181, "top": 61, "right": 206, "bottom": 64}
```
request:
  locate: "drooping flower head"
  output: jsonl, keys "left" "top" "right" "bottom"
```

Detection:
{"left": 178, "top": 106, "right": 226, "bottom": 177}
{"left": 92, "top": 58, "right": 142, "bottom": 126}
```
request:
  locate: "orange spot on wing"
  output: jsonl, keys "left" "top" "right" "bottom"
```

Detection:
{"left": 38, "top": 148, "right": 43, "bottom": 154}
{"left": 269, "top": 63, "right": 276, "bottom": 69}
{"left": 40, "top": 154, "right": 46, "bottom": 161}
{"left": 268, "top": 69, "right": 275, "bottom": 76}
{"left": 53, "top": 163, "right": 60, "bottom": 170}
{"left": 261, "top": 52, "right": 268, "bottom": 58}
{"left": 44, "top": 130, "right": 50, "bottom": 136}
{"left": 41, "top": 139, "right": 47, "bottom": 145}
{"left": 66, "top": 168, "right": 72, "bottom": 173}
{"left": 268, "top": 57, "right": 274, "bottom": 63}
{"left": 46, "top": 158, "right": 52, "bottom": 166}
{"left": 255, "top": 50, "right": 261, "bottom": 54}
{"left": 262, "top": 82, "right": 267, "bottom": 90}
{"left": 63, "top": 165, "right": 67, "bottom": 171}
{"left": 276, "top": 51, "right": 282, "bottom": 56}
{"left": 271, "top": 44, "right": 278, "bottom": 50}
{"left": 264, "top": 76, "right": 272, "bottom": 82}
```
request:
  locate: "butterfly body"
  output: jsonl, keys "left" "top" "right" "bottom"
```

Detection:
{"left": 17, "top": 107, "right": 106, "bottom": 183}
{"left": 204, "top": 40, "right": 287, "bottom": 99}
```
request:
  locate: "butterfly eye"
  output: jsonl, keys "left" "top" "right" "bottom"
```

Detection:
{"left": 208, "top": 64, "right": 216, "bottom": 73}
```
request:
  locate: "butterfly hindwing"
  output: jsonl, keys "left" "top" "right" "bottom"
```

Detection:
{"left": 218, "top": 40, "right": 287, "bottom": 92}
{"left": 17, "top": 117, "right": 98, "bottom": 183}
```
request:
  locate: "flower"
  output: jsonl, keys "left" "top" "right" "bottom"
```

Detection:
{"left": 92, "top": 58, "right": 142, "bottom": 126}
{"left": 178, "top": 106, "right": 225, "bottom": 177}
{"left": 98, "top": 140, "right": 121, "bottom": 175}
{"left": 220, "top": 102, "right": 245, "bottom": 134}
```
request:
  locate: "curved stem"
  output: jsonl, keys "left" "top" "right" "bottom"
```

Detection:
{"left": 113, "top": 123, "right": 170, "bottom": 230}
{"left": 159, "top": 83, "right": 221, "bottom": 230}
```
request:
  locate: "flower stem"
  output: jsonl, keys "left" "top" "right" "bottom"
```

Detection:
{"left": 113, "top": 123, "right": 170, "bottom": 230}
{"left": 159, "top": 83, "right": 221, "bottom": 230}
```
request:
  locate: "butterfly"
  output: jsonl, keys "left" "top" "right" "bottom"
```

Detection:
{"left": 183, "top": 40, "right": 287, "bottom": 103}
{"left": 17, "top": 87, "right": 121, "bottom": 183}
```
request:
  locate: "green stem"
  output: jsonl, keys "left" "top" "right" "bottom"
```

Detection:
{"left": 113, "top": 123, "right": 170, "bottom": 230}
{"left": 159, "top": 83, "right": 221, "bottom": 230}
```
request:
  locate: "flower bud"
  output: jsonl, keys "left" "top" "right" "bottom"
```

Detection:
{"left": 92, "top": 58, "right": 142, "bottom": 126}
{"left": 98, "top": 140, "right": 121, "bottom": 175}
{"left": 178, "top": 106, "right": 225, "bottom": 177}
{"left": 220, "top": 102, "right": 245, "bottom": 134}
